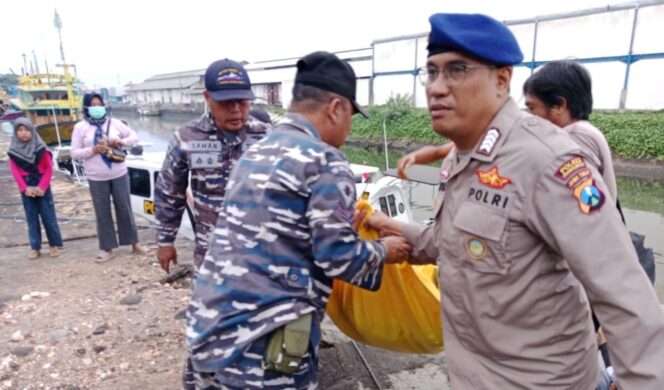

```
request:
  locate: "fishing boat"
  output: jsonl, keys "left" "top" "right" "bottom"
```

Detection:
{"left": 9, "top": 64, "right": 82, "bottom": 146}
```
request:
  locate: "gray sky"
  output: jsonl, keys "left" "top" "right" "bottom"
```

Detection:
{"left": 2, "top": 0, "right": 624, "bottom": 90}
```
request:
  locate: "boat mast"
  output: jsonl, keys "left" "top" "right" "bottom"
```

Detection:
{"left": 32, "top": 51, "right": 40, "bottom": 74}
{"left": 53, "top": 9, "right": 78, "bottom": 121}
{"left": 54, "top": 9, "right": 65, "bottom": 63}
{"left": 21, "top": 54, "right": 27, "bottom": 76}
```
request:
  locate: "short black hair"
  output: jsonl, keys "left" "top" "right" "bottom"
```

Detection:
{"left": 522, "top": 61, "right": 593, "bottom": 120}
{"left": 290, "top": 84, "right": 335, "bottom": 106}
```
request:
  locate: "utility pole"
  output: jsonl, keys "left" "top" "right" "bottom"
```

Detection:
{"left": 54, "top": 9, "right": 66, "bottom": 63}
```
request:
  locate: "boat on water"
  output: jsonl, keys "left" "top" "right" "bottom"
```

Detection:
{"left": 9, "top": 64, "right": 82, "bottom": 146}
{"left": 137, "top": 104, "right": 161, "bottom": 116}
{"left": 76, "top": 150, "right": 426, "bottom": 240}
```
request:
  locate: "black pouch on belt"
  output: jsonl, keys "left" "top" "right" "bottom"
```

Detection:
{"left": 263, "top": 312, "right": 312, "bottom": 374}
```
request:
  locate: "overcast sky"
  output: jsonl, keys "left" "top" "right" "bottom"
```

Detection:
{"left": 2, "top": 0, "right": 626, "bottom": 89}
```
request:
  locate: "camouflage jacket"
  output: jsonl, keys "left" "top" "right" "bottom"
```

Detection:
{"left": 186, "top": 113, "right": 386, "bottom": 376}
{"left": 154, "top": 114, "right": 269, "bottom": 268}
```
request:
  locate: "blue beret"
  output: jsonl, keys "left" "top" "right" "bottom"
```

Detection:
{"left": 427, "top": 13, "right": 523, "bottom": 65}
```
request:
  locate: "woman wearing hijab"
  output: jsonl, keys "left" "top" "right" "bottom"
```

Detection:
{"left": 71, "top": 93, "right": 145, "bottom": 262}
{"left": 8, "top": 118, "right": 63, "bottom": 259}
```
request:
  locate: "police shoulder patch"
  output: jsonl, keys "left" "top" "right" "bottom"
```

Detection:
{"left": 555, "top": 156, "right": 586, "bottom": 181}
{"left": 572, "top": 177, "right": 605, "bottom": 214}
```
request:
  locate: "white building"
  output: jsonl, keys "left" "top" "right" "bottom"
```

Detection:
{"left": 125, "top": 69, "right": 204, "bottom": 105}
{"left": 126, "top": 48, "right": 372, "bottom": 110}
{"left": 245, "top": 48, "right": 372, "bottom": 108}
{"left": 126, "top": 0, "right": 664, "bottom": 110}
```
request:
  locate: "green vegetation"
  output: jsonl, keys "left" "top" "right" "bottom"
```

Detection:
{"left": 348, "top": 96, "right": 664, "bottom": 160}
{"left": 341, "top": 145, "right": 404, "bottom": 170}
{"left": 351, "top": 94, "right": 442, "bottom": 144}
{"left": 268, "top": 93, "right": 664, "bottom": 160}
{"left": 591, "top": 111, "right": 664, "bottom": 160}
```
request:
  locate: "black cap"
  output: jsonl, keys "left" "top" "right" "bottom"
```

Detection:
{"left": 204, "top": 59, "right": 255, "bottom": 102}
{"left": 295, "top": 51, "right": 368, "bottom": 118}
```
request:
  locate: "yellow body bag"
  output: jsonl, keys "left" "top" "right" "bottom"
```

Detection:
{"left": 325, "top": 200, "right": 444, "bottom": 354}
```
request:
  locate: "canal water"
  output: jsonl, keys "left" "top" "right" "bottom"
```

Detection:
{"left": 117, "top": 112, "right": 664, "bottom": 299}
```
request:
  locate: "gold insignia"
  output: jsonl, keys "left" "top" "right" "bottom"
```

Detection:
{"left": 476, "top": 166, "right": 512, "bottom": 189}
{"left": 566, "top": 168, "right": 592, "bottom": 189}
{"left": 555, "top": 156, "right": 586, "bottom": 181}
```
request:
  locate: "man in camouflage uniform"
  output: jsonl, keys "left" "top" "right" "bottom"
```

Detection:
{"left": 155, "top": 59, "right": 269, "bottom": 273}
{"left": 184, "top": 51, "right": 410, "bottom": 389}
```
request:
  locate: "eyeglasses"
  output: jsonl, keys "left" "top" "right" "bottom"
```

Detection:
{"left": 417, "top": 63, "right": 496, "bottom": 86}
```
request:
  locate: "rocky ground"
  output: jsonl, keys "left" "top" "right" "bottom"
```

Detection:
{"left": 0, "top": 132, "right": 449, "bottom": 389}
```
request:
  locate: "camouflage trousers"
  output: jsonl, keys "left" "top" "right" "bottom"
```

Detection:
{"left": 183, "top": 335, "right": 318, "bottom": 389}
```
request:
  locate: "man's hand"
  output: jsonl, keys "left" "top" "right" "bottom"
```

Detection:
{"left": 378, "top": 227, "right": 403, "bottom": 238}
{"left": 382, "top": 236, "right": 411, "bottom": 263}
{"left": 366, "top": 211, "right": 391, "bottom": 231}
{"left": 396, "top": 153, "right": 417, "bottom": 179}
{"left": 157, "top": 246, "right": 178, "bottom": 273}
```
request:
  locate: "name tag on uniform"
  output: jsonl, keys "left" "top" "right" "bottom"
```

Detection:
{"left": 187, "top": 141, "right": 221, "bottom": 151}
{"left": 190, "top": 153, "right": 220, "bottom": 169}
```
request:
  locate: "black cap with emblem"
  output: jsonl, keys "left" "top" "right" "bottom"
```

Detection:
{"left": 295, "top": 51, "right": 369, "bottom": 118}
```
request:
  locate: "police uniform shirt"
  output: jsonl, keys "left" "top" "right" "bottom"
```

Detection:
{"left": 154, "top": 114, "right": 269, "bottom": 268}
{"left": 402, "top": 99, "right": 664, "bottom": 389}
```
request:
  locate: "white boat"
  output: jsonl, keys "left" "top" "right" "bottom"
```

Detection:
{"left": 137, "top": 105, "right": 161, "bottom": 116}
{"left": 54, "top": 140, "right": 438, "bottom": 241}
{"left": 122, "top": 151, "right": 428, "bottom": 241}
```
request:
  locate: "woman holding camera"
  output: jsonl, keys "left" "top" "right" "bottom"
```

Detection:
{"left": 71, "top": 93, "right": 145, "bottom": 262}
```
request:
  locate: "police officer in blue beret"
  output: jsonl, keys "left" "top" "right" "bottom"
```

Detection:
{"left": 367, "top": 13, "right": 664, "bottom": 389}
